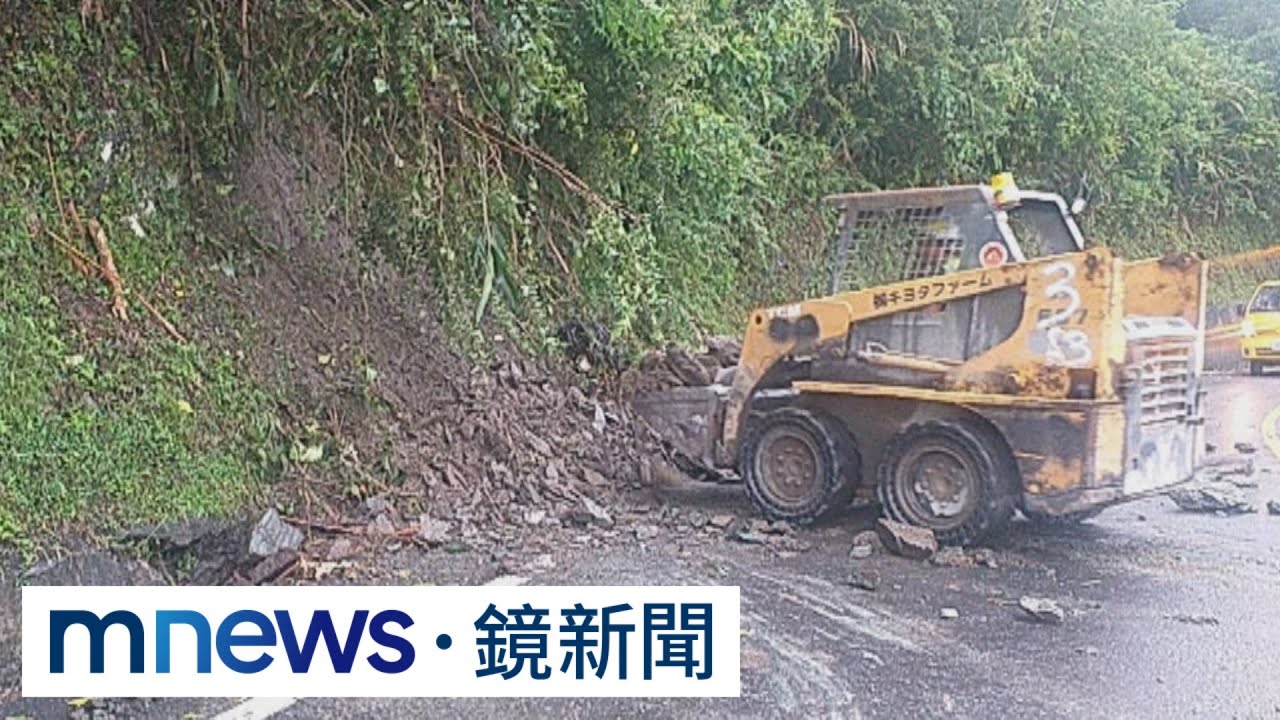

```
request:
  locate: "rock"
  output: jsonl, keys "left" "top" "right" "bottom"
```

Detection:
{"left": 418, "top": 516, "right": 452, "bottom": 544}
{"left": 971, "top": 548, "right": 998, "bottom": 569}
{"left": 364, "top": 494, "right": 392, "bottom": 517}
{"left": 326, "top": 538, "right": 357, "bottom": 562}
{"left": 568, "top": 497, "right": 615, "bottom": 528}
{"left": 527, "top": 433, "right": 553, "bottom": 458}
{"left": 523, "top": 509, "right": 547, "bottom": 525}
{"left": 582, "top": 468, "right": 609, "bottom": 488}
{"left": 1205, "top": 443, "right": 1217, "bottom": 454}
{"left": 688, "top": 511, "right": 709, "bottom": 529}
{"left": 592, "top": 403, "right": 607, "bottom": 434}
{"left": 930, "top": 546, "right": 974, "bottom": 568}
{"left": 850, "top": 529, "right": 882, "bottom": 554}
{"left": 732, "top": 528, "right": 768, "bottom": 545}
{"left": 665, "top": 345, "right": 713, "bottom": 386}
{"left": 1075, "top": 646, "right": 1100, "bottom": 657}
{"left": 1168, "top": 482, "right": 1256, "bottom": 515}
{"left": 860, "top": 650, "right": 885, "bottom": 668}
{"left": 369, "top": 513, "right": 396, "bottom": 535}
{"left": 766, "top": 520, "right": 792, "bottom": 535}
{"left": 848, "top": 543, "right": 874, "bottom": 560}
{"left": 1268, "top": 500, "right": 1280, "bottom": 516}
{"left": 1018, "top": 596, "right": 1066, "bottom": 625}
{"left": 249, "top": 509, "right": 304, "bottom": 557}
{"left": 939, "top": 607, "right": 959, "bottom": 620}
{"left": 848, "top": 567, "right": 881, "bottom": 591}
{"left": 705, "top": 335, "right": 742, "bottom": 366}
{"left": 246, "top": 549, "right": 299, "bottom": 585}
{"left": 710, "top": 514, "right": 736, "bottom": 529}
{"left": 1235, "top": 442, "right": 1258, "bottom": 455}
{"left": 875, "top": 518, "right": 938, "bottom": 560}
{"left": 635, "top": 525, "right": 660, "bottom": 541}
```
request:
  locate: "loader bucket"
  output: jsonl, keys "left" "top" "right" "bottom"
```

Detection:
{"left": 631, "top": 386, "right": 727, "bottom": 470}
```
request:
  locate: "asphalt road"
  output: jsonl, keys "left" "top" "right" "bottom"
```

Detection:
{"left": 5, "top": 374, "right": 1280, "bottom": 719}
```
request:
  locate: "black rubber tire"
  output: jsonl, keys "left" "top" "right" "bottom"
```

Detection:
{"left": 876, "top": 419, "right": 1017, "bottom": 546}
{"left": 1250, "top": 361, "right": 1265, "bottom": 377}
{"left": 740, "top": 408, "right": 859, "bottom": 525}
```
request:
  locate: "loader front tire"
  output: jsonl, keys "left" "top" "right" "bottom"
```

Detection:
{"left": 741, "top": 408, "right": 857, "bottom": 526}
{"left": 877, "top": 420, "right": 1017, "bottom": 546}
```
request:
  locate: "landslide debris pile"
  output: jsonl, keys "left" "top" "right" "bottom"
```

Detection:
{"left": 621, "top": 336, "right": 742, "bottom": 397}
{"left": 209, "top": 131, "right": 663, "bottom": 546}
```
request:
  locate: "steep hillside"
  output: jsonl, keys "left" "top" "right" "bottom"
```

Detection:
{"left": 4, "top": 0, "right": 1280, "bottom": 548}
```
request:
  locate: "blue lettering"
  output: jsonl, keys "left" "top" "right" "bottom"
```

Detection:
{"left": 274, "top": 610, "right": 367, "bottom": 673}
{"left": 156, "top": 610, "right": 212, "bottom": 673}
{"left": 216, "top": 610, "right": 276, "bottom": 673}
{"left": 49, "top": 610, "right": 144, "bottom": 674}
{"left": 366, "top": 610, "right": 415, "bottom": 674}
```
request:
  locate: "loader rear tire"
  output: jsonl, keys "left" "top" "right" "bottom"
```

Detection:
{"left": 876, "top": 420, "right": 1017, "bottom": 547}
{"left": 741, "top": 408, "right": 858, "bottom": 526}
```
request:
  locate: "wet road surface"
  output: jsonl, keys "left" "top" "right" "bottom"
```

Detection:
{"left": 5, "top": 375, "right": 1280, "bottom": 719}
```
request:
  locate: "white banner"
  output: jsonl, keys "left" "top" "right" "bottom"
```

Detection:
{"left": 22, "top": 585, "right": 740, "bottom": 698}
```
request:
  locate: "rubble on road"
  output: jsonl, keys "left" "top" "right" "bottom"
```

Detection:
{"left": 939, "top": 607, "right": 959, "bottom": 620}
{"left": 847, "top": 567, "right": 881, "bottom": 591}
{"left": 572, "top": 497, "right": 615, "bottom": 528}
{"left": 710, "top": 514, "right": 737, "bottom": 529}
{"left": 1168, "top": 482, "right": 1256, "bottom": 515}
{"left": 245, "top": 549, "right": 299, "bottom": 585}
{"left": 1018, "top": 596, "right": 1066, "bottom": 625}
{"left": 971, "top": 548, "right": 998, "bottom": 568}
{"left": 249, "top": 509, "right": 304, "bottom": 557}
{"left": 1268, "top": 500, "right": 1280, "bottom": 516}
{"left": 417, "top": 516, "right": 452, "bottom": 545}
{"left": 849, "top": 544, "right": 874, "bottom": 560}
{"left": 875, "top": 519, "right": 938, "bottom": 560}
{"left": 326, "top": 538, "right": 358, "bottom": 561}
{"left": 931, "top": 546, "right": 974, "bottom": 568}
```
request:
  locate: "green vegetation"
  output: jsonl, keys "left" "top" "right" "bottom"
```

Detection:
{"left": 3, "top": 0, "right": 1280, "bottom": 545}
{"left": 0, "top": 6, "right": 278, "bottom": 547}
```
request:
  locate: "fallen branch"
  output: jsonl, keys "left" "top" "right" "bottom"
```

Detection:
{"left": 283, "top": 515, "right": 431, "bottom": 549}
{"left": 134, "top": 291, "right": 188, "bottom": 343}
{"left": 85, "top": 219, "right": 128, "bottom": 322}
{"left": 42, "top": 227, "right": 188, "bottom": 343}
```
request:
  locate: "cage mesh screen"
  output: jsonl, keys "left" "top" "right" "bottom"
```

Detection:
{"left": 831, "top": 206, "right": 959, "bottom": 292}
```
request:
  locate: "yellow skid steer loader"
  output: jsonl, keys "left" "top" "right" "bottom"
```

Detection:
{"left": 635, "top": 175, "right": 1209, "bottom": 545}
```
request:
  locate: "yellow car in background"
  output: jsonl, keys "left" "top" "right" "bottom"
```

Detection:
{"left": 1242, "top": 281, "right": 1280, "bottom": 376}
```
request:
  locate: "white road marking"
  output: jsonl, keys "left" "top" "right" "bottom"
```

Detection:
{"left": 1264, "top": 402, "right": 1280, "bottom": 462}
{"left": 205, "top": 575, "right": 526, "bottom": 719}
{"left": 210, "top": 697, "right": 297, "bottom": 720}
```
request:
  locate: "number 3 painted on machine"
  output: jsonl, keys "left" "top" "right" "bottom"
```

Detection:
{"left": 1037, "top": 262, "right": 1092, "bottom": 367}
